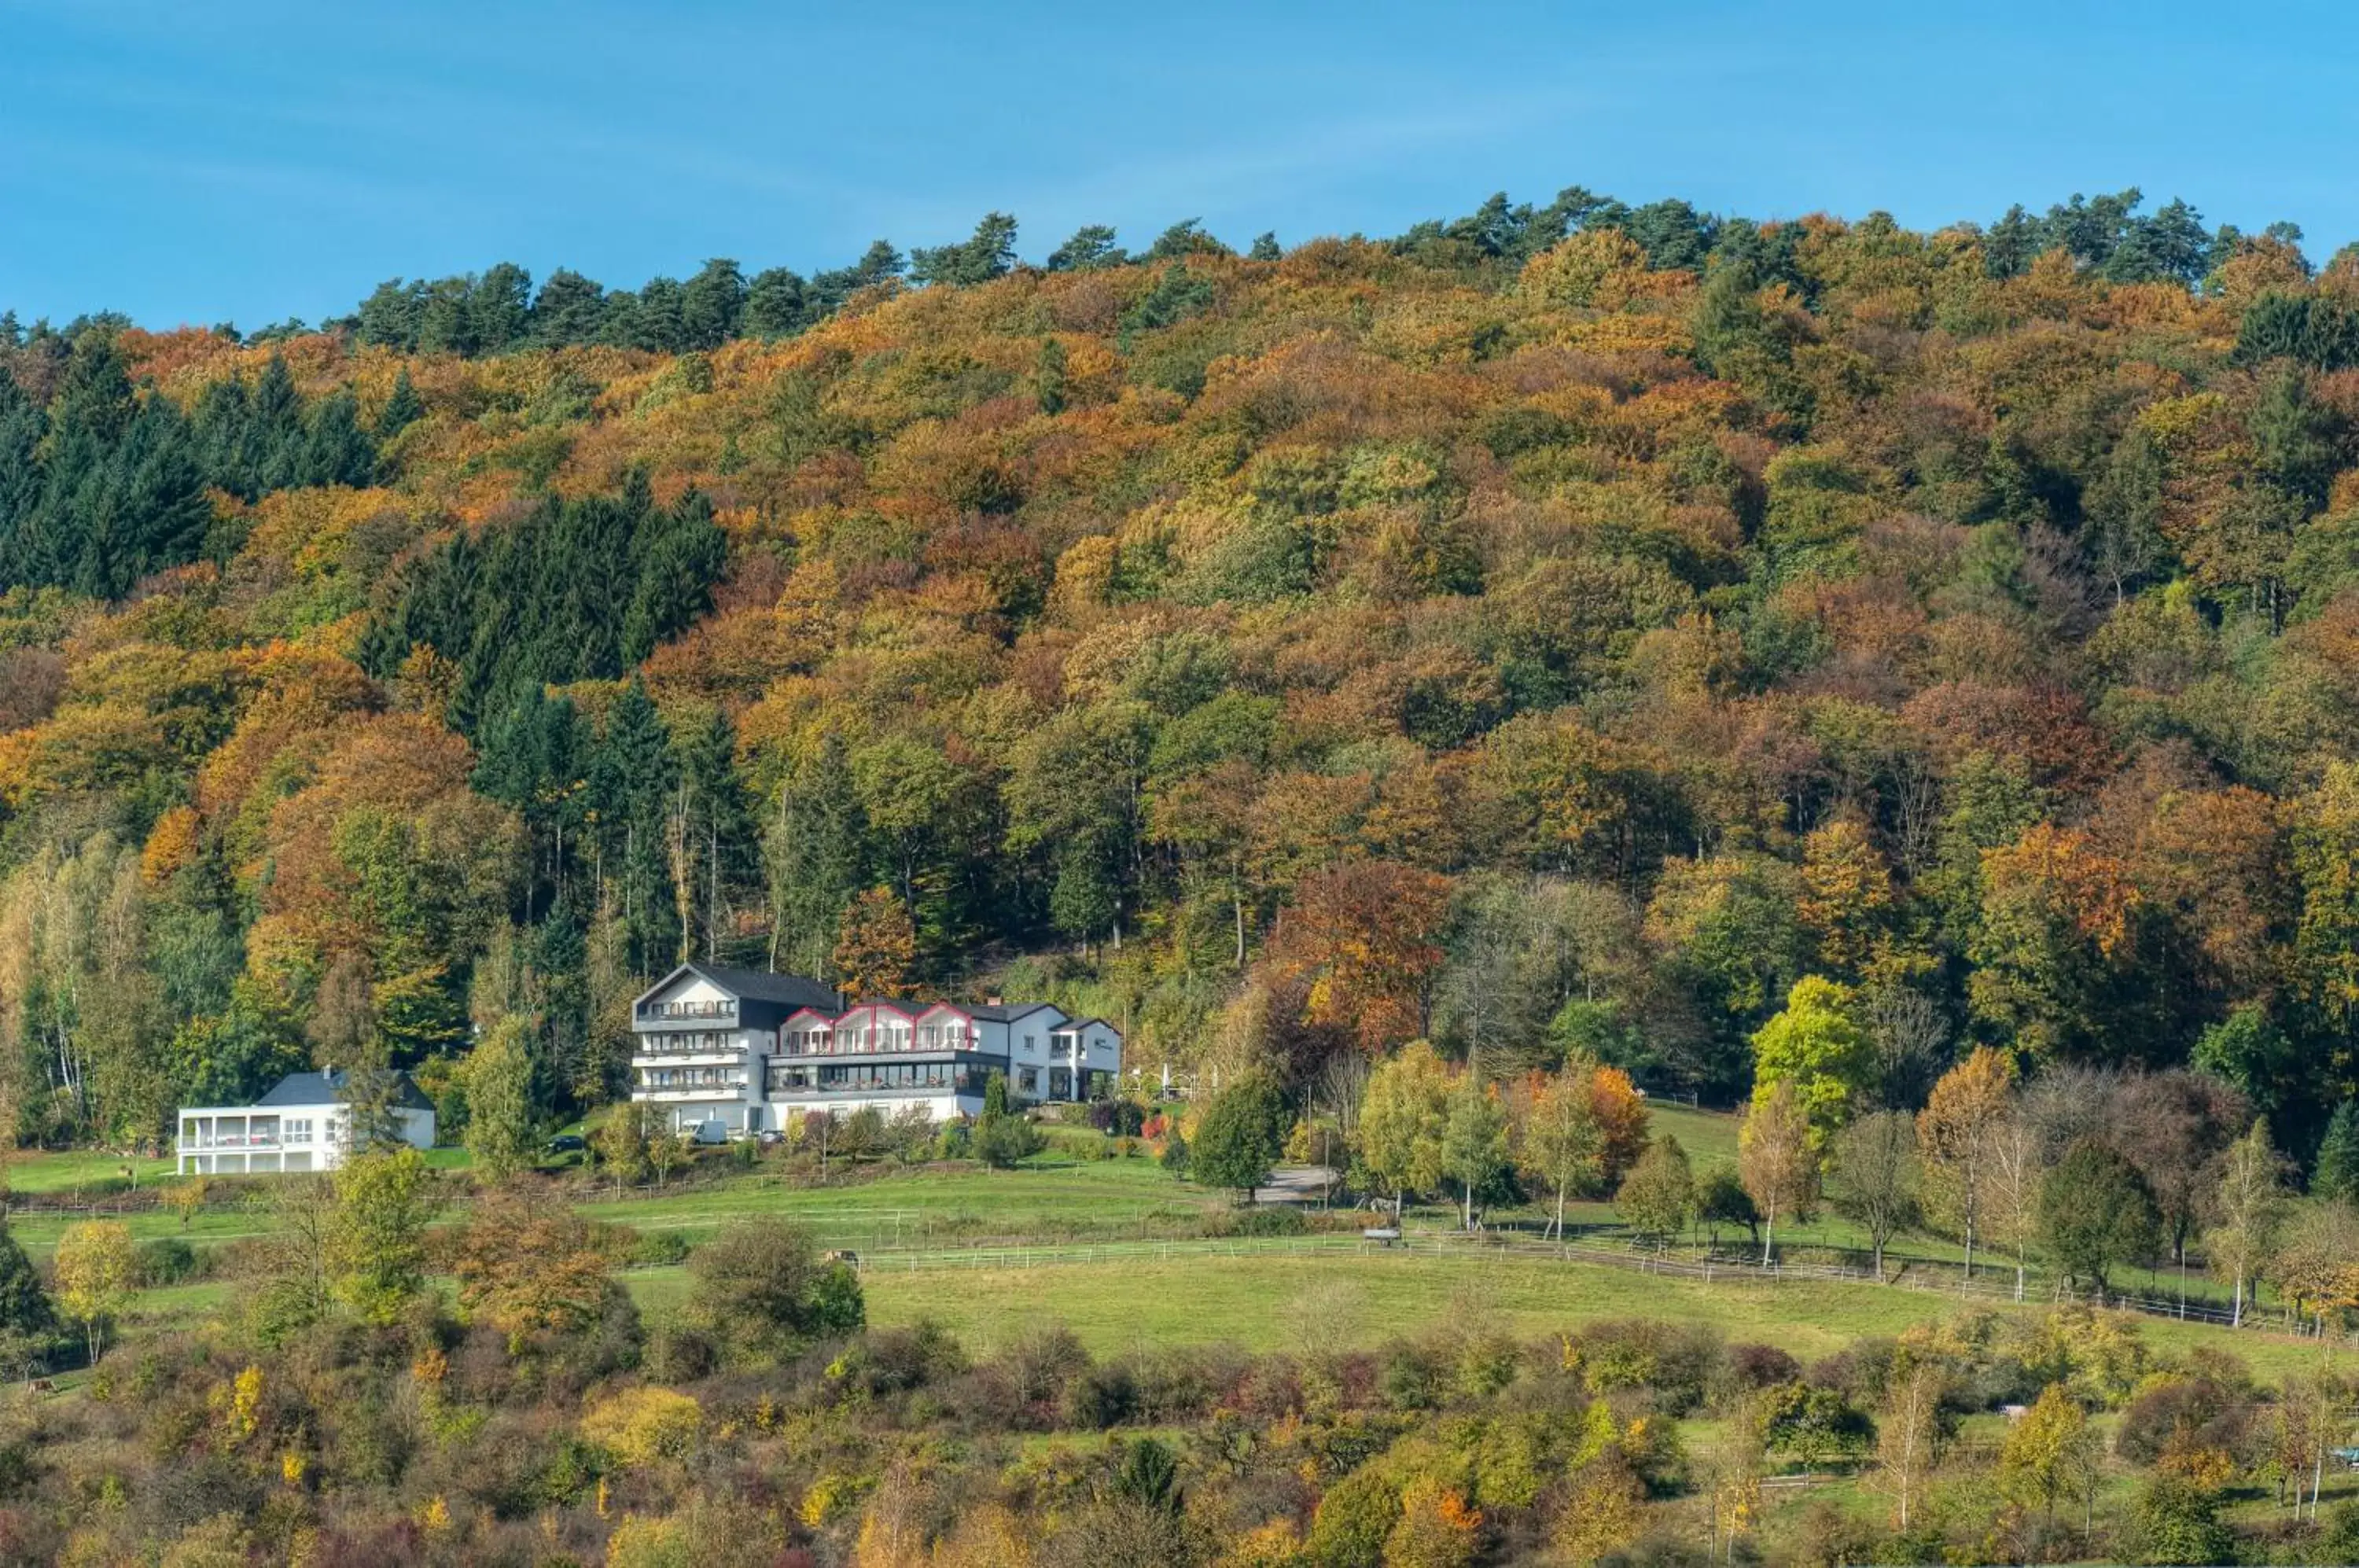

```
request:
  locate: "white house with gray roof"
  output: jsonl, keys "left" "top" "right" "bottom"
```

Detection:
{"left": 175, "top": 1069, "right": 436, "bottom": 1176}
{"left": 630, "top": 963, "right": 1123, "bottom": 1138}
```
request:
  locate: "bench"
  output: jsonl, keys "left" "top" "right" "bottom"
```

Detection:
{"left": 1361, "top": 1227, "right": 1403, "bottom": 1247}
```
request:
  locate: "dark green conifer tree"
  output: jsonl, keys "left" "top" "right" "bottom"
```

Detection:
{"left": 1046, "top": 224, "right": 1124, "bottom": 271}
{"left": 2316, "top": 1102, "right": 2359, "bottom": 1203}
{"left": 590, "top": 678, "right": 677, "bottom": 969}
{"left": 530, "top": 269, "right": 609, "bottom": 346}
{"left": 627, "top": 278, "right": 689, "bottom": 354}
{"left": 622, "top": 488, "right": 724, "bottom": 663}
{"left": 742, "top": 268, "right": 810, "bottom": 339}
{"left": 765, "top": 731, "right": 868, "bottom": 977}
{"left": 376, "top": 369, "right": 425, "bottom": 441}
{"left": 911, "top": 213, "right": 1019, "bottom": 287}
{"left": 681, "top": 259, "right": 748, "bottom": 350}
{"left": 469, "top": 263, "right": 534, "bottom": 352}
{"left": 0, "top": 366, "right": 48, "bottom": 583}
{"left": 300, "top": 389, "right": 378, "bottom": 488}
{"left": 248, "top": 352, "right": 305, "bottom": 491}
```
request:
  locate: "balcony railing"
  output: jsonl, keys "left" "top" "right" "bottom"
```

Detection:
{"left": 778, "top": 1031, "right": 974, "bottom": 1056}
{"left": 637, "top": 1073, "right": 749, "bottom": 1095}
{"left": 178, "top": 1133, "right": 335, "bottom": 1151}
{"left": 764, "top": 1065, "right": 993, "bottom": 1096}
{"left": 634, "top": 1032, "right": 744, "bottom": 1058}
{"left": 638, "top": 1000, "right": 738, "bottom": 1021}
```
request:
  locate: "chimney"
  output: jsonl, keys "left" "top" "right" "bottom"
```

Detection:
{"left": 988, "top": 996, "right": 1003, "bottom": 1007}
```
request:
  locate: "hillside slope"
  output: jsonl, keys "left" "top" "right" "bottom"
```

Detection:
{"left": 3, "top": 198, "right": 2359, "bottom": 1154}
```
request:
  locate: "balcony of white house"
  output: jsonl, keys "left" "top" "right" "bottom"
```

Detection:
{"left": 777, "top": 1025, "right": 980, "bottom": 1056}
{"left": 177, "top": 1110, "right": 340, "bottom": 1172}
{"left": 630, "top": 1029, "right": 749, "bottom": 1066}
{"left": 764, "top": 1058, "right": 999, "bottom": 1098}
{"left": 635, "top": 1065, "right": 751, "bottom": 1101}
{"left": 635, "top": 998, "right": 738, "bottom": 1026}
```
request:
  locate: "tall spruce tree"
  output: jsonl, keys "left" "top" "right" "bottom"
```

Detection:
{"left": 377, "top": 369, "right": 425, "bottom": 440}
{"left": 2315, "top": 1102, "right": 2359, "bottom": 1203}
{"left": 0, "top": 365, "right": 49, "bottom": 583}
{"left": 591, "top": 679, "right": 677, "bottom": 970}
{"left": 764, "top": 732, "right": 868, "bottom": 977}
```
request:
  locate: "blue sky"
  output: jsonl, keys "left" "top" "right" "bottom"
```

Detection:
{"left": 5, "top": 0, "right": 2356, "bottom": 329}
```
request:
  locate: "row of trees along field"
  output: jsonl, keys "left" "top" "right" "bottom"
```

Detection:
{"left": 6, "top": 185, "right": 2359, "bottom": 1211}
{"left": 1180, "top": 1025, "right": 2359, "bottom": 1330}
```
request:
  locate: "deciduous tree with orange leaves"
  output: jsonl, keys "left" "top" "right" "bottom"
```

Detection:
{"left": 1268, "top": 859, "right": 1451, "bottom": 1054}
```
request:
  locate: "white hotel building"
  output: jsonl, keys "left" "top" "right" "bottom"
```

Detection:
{"left": 630, "top": 963, "right": 1123, "bottom": 1138}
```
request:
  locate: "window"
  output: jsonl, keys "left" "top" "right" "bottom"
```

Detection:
{"left": 285, "top": 1118, "right": 313, "bottom": 1143}
{"left": 1023, "top": 1034, "right": 1037, "bottom": 1055}
{"left": 1018, "top": 1067, "right": 1040, "bottom": 1093}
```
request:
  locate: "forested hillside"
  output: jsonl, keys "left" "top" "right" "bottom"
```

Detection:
{"left": 6, "top": 187, "right": 2359, "bottom": 1170}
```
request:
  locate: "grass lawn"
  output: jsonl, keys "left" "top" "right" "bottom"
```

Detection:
{"left": 31, "top": 1121, "right": 2317, "bottom": 1369}
{"left": 583, "top": 1154, "right": 1214, "bottom": 1247}
{"left": 614, "top": 1246, "right": 2342, "bottom": 1386}
{"left": 6, "top": 1150, "right": 1204, "bottom": 1261}
{"left": 1645, "top": 1100, "right": 1741, "bottom": 1167}
{"left": 6, "top": 1148, "right": 178, "bottom": 1195}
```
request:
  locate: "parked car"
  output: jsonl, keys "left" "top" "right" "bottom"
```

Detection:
{"left": 547, "top": 1133, "right": 587, "bottom": 1154}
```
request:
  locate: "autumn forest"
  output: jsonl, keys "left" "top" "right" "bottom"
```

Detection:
{"left": 5, "top": 186, "right": 2359, "bottom": 1564}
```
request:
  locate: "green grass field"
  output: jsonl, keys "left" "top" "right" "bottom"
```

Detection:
{"left": 23, "top": 1108, "right": 2328, "bottom": 1377}
{"left": 583, "top": 1153, "right": 1217, "bottom": 1246}
{"left": 5, "top": 1148, "right": 178, "bottom": 1194}
{"left": 613, "top": 1246, "right": 2340, "bottom": 1387}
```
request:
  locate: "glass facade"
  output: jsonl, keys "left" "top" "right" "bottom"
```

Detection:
{"left": 765, "top": 1058, "right": 996, "bottom": 1096}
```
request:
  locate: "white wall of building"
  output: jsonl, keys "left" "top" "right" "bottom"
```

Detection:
{"left": 175, "top": 1101, "right": 435, "bottom": 1176}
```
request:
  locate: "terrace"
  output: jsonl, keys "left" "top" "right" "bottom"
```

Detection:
{"left": 636, "top": 998, "right": 738, "bottom": 1023}
{"left": 779, "top": 1025, "right": 978, "bottom": 1056}
{"left": 176, "top": 1110, "right": 333, "bottom": 1154}
{"left": 631, "top": 1029, "right": 746, "bottom": 1061}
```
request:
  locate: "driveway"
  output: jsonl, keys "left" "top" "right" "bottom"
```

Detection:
{"left": 1258, "top": 1164, "right": 1340, "bottom": 1204}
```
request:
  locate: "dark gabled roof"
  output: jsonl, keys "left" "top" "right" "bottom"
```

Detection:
{"left": 695, "top": 963, "right": 843, "bottom": 1010}
{"left": 258, "top": 1069, "right": 435, "bottom": 1113}
{"left": 642, "top": 963, "right": 842, "bottom": 1013}
{"left": 966, "top": 1002, "right": 1060, "bottom": 1023}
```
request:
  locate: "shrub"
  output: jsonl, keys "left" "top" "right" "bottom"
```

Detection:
{"left": 1088, "top": 1099, "right": 1148, "bottom": 1136}
{"left": 1573, "top": 1320, "right": 1724, "bottom": 1414}
{"left": 1382, "top": 1343, "right": 1446, "bottom": 1412}
{"left": 627, "top": 1230, "right": 692, "bottom": 1268}
{"left": 1728, "top": 1342, "right": 1801, "bottom": 1389}
{"left": 1305, "top": 1462, "right": 1403, "bottom": 1568}
{"left": 685, "top": 1216, "right": 864, "bottom": 1359}
{"left": 2133, "top": 1474, "right": 2233, "bottom": 1566}
{"left": 133, "top": 1238, "right": 201, "bottom": 1289}
{"left": 1215, "top": 1205, "right": 1308, "bottom": 1239}
{"left": 1758, "top": 1379, "right": 1875, "bottom": 1465}
{"left": 2317, "top": 1500, "right": 2359, "bottom": 1566}
{"left": 1058, "top": 1363, "right": 1139, "bottom": 1430}
{"left": 581, "top": 1386, "right": 703, "bottom": 1467}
